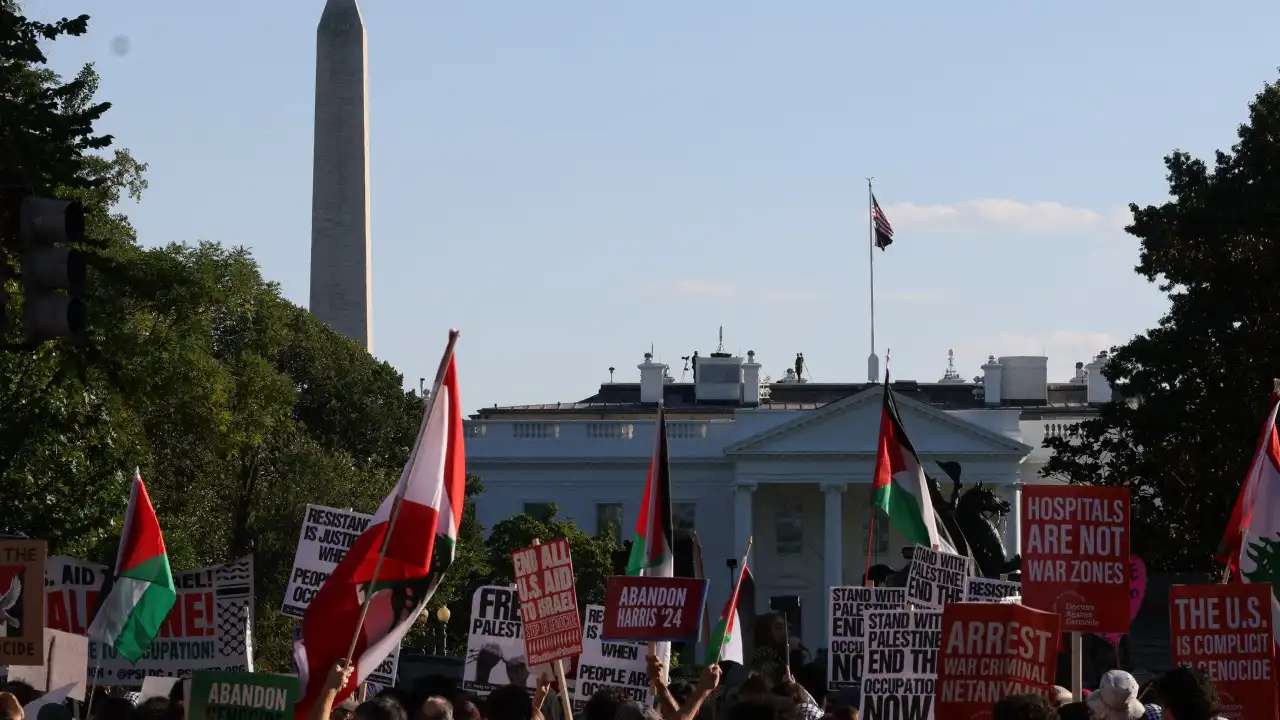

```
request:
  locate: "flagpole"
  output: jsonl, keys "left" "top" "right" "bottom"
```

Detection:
{"left": 342, "top": 329, "right": 461, "bottom": 665}
{"left": 868, "top": 177, "right": 876, "bottom": 363}
{"left": 716, "top": 537, "right": 754, "bottom": 663}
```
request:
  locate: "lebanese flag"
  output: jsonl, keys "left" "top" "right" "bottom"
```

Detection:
{"left": 1218, "top": 391, "right": 1280, "bottom": 633}
{"left": 872, "top": 372, "right": 959, "bottom": 554}
{"left": 86, "top": 470, "right": 177, "bottom": 663}
{"left": 294, "top": 335, "right": 465, "bottom": 719}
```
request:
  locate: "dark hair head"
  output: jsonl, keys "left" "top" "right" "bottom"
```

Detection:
{"left": 727, "top": 695, "right": 800, "bottom": 720}
{"left": 753, "top": 613, "right": 787, "bottom": 649}
{"left": 356, "top": 697, "right": 410, "bottom": 720}
{"left": 452, "top": 699, "right": 480, "bottom": 720}
{"left": 377, "top": 687, "right": 412, "bottom": 715}
{"left": 667, "top": 681, "right": 695, "bottom": 706}
{"left": 737, "top": 674, "right": 772, "bottom": 699}
{"left": 136, "top": 697, "right": 183, "bottom": 720}
{"left": 771, "top": 681, "right": 805, "bottom": 707}
{"left": 1056, "top": 702, "right": 1089, "bottom": 720}
{"left": 0, "top": 681, "right": 38, "bottom": 707}
{"left": 1156, "top": 666, "right": 1220, "bottom": 720}
{"left": 96, "top": 697, "right": 137, "bottom": 720}
{"left": 485, "top": 685, "right": 533, "bottom": 720}
{"left": 585, "top": 688, "right": 630, "bottom": 720}
{"left": 991, "top": 693, "right": 1058, "bottom": 720}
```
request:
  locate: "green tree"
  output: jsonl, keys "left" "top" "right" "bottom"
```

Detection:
{"left": 1041, "top": 75, "right": 1280, "bottom": 572}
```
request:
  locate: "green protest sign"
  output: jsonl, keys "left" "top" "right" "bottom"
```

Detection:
{"left": 188, "top": 671, "right": 300, "bottom": 720}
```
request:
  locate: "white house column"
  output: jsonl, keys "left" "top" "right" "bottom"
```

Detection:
{"left": 822, "top": 483, "right": 844, "bottom": 589}
{"left": 734, "top": 482, "right": 756, "bottom": 561}
{"left": 1001, "top": 482, "right": 1023, "bottom": 557}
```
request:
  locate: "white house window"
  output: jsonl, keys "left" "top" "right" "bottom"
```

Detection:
{"left": 775, "top": 503, "right": 804, "bottom": 556}
{"left": 864, "top": 507, "right": 890, "bottom": 554}
{"left": 596, "top": 503, "right": 624, "bottom": 541}
{"left": 673, "top": 503, "right": 697, "bottom": 533}
{"left": 523, "top": 503, "right": 555, "bottom": 523}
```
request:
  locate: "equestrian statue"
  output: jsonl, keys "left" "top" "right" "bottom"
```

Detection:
{"left": 866, "top": 461, "right": 1020, "bottom": 586}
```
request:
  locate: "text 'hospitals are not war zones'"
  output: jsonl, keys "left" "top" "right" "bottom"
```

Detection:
{"left": 827, "top": 587, "right": 906, "bottom": 690}
{"left": 859, "top": 609, "right": 941, "bottom": 720}
{"left": 1020, "top": 485, "right": 1132, "bottom": 633}
{"left": 279, "top": 504, "right": 397, "bottom": 687}
{"left": 1169, "top": 583, "right": 1277, "bottom": 720}
{"left": 511, "top": 538, "right": 584, "bottom": 667}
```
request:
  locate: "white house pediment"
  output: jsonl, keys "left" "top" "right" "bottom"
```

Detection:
{"left": 726, "top": 387, "right": 1032, "bottom": 456}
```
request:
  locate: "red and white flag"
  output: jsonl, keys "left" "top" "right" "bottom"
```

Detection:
{"left": 294, "top": 334, "right": 465, "bottom": 719}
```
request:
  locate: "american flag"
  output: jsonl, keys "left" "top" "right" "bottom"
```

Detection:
{"left": 872, "top": 194, "right": 894, "bottom": 250}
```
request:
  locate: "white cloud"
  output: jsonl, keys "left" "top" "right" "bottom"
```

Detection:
{"left": 951, "top": 331, "right": 1117, "bottom": 383}
{"left": 884, "top": 199, "right": 1131, "bottom": 234}
{"left": 672, "top": 279, "right": 737, "bottom": 298}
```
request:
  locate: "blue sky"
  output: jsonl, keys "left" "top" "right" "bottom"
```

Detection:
{"left": 31, "top": 0, "right": 1280, "bottom": 413}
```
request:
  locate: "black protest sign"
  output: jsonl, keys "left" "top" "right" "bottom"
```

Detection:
{"left": 860, "top": 609, "right": 941, "bottom": 720}
{"left": 906, "top": 545, "right": 970, "bottom": 609}
{"left": 827, "top": 587, "right": 906, "bottom": 690}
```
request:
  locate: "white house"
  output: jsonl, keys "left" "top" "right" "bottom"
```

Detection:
{"left": 463, "top": 347, "right": 1114, "bottom": 653}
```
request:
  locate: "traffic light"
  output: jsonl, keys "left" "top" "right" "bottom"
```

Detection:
{"left": 17, "top": 195, "right": 86, "bottom": 341}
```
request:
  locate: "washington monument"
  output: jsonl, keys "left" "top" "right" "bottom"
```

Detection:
{"left": 309, "top": 0, "right": 372, "bottom": 351}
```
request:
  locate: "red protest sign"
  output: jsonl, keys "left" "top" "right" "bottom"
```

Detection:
{"left": 936, "top": 602, "right": 1060, "bottom": 720}
{"left": 601, "top": 576, "right": 708, "bottom": 643}
{"left": 1020, "top": 485, "right": 1131, "bottom": 633}
{"left": 1170, "top": 584, "right": 1276, "bottom": 720}
{"left": 511, "top": 538, "right": 584, "bottom": 666}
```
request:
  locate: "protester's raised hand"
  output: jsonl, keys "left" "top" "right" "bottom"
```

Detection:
{"left": 325, "top": 659, "right": 354, "bottom": 693}
{"left": 645, "top": 653, "right": 665, "bottom": 683}
{"left": 697, "top": 664, "right": 721, "bottom": 693}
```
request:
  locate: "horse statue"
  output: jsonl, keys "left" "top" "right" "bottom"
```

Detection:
{"left": 866, "top": 461, "right": 1020, "bottom": 585}
{"left": 954, "top": 480, "right": 1021, "bottom": 578}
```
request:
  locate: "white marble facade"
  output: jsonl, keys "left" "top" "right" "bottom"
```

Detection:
{"left": 464, "top": 385, "right": 1039, "bottom": 654}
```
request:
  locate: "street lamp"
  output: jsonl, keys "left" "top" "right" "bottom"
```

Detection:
{"left": 436, "top": 607, "right": 452, "bottom": 655}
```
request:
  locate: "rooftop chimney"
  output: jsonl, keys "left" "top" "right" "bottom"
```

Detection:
{"left": 1086, "top": 351, "right": 1112, "bottom": 405}
{"left": 639, "top": 352, "right": 667, "bottom": 404}
{"left": 742, "top": 350, "right": 762, "bottom": 406}
{"left": 981, "top": 355, "right": 1003, "bottom": 406}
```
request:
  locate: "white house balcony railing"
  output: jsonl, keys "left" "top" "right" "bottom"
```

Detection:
{"left": 463, "top": 419, "right": 732, "bottom": 459}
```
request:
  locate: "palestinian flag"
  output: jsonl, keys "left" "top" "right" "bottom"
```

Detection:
{"left": 294, "top": 334, "right": 466, "bottom": 719}
{"left": 706, "top": 562, "right": 751, "bottom": 665}
{"left": 626, "top": 405, "right": 674, "bottom": 578}
{"left": 872, "top": 372, "right": 958, "bottom": 553}
{"left": 87, "top": 470, "right": 177, "bottom": 663}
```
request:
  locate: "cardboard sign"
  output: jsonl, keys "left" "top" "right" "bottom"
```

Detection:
{"left": 1170, "top": 584, "right": 1276, "bottom": 720}
{"left": 601, "top": 576, "right": 708, "bottom": 643}
{"left": 45, "top": 555, "right": 254, "bottom": 685}
{"left": 512, "top": 539, "right": 584, "bottom": 666}
{"left": 827, "top": 587, "right": 907, "bottom": 690}
{"left": 1020, "top": 485, "right": 1131, "bottom": 633}
{"left": 936, "top": 602, "right": 1060, "bottom": 719}
{"left": 0, "top": 540, "right": 47, "bottom": 666}
{"left": 906, "top": 545, "right": 970, "bottom": 609}
{"left": 279, "top": 506, "right": 400, "bottom": 686}
{"left": 574, "top": 605, "right": 650, "bottom": 710}
{"left": 188, "top": 670, "right": 299, "bottom": 720}
{"left": 965, "top": 578, "right": 1022, "bottom": 604}
{"left": 860, "top": 608, "right": 942, "bottom": 720}
{"left": 462, "top": 585, "right": 560, "bottom": 696}
{"left": 5, "top": 629, "right": 89, "bottom": 701}
{"left": 281, "top": 505, "right": 372, "bottom": 618}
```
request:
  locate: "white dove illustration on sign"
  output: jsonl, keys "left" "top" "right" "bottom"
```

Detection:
{"left": 0, "top": 575, "right": 23, "bottom": 631}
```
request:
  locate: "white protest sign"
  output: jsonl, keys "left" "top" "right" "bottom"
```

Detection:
{"left": 6, "top": 629, "right": 89, "bottom": 701}
{"left": 281, "top": 505, "right": 372, "bottom": 617}
{"left": 860, "top": 608, "right": 941, "bottom": 720}
{"left": 44, "top": 555, "right": 254, "bottom": 686}
{"left": 827, "top": 587, "right": 906, "bottom": 690}
{"left": 463, "top": 585, "right": 557, "bottom": 697}
{"left": 574, "top": 605, "right": 650, "bottom": 710}
{"left": 906, "top": 545, "right": 969, "bottom": 609}
{"left": 964, "top": 577, "right": 1021, "bottom": 604}
{"left": 280, "top": 504, "right": 399, "bottom": 686}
